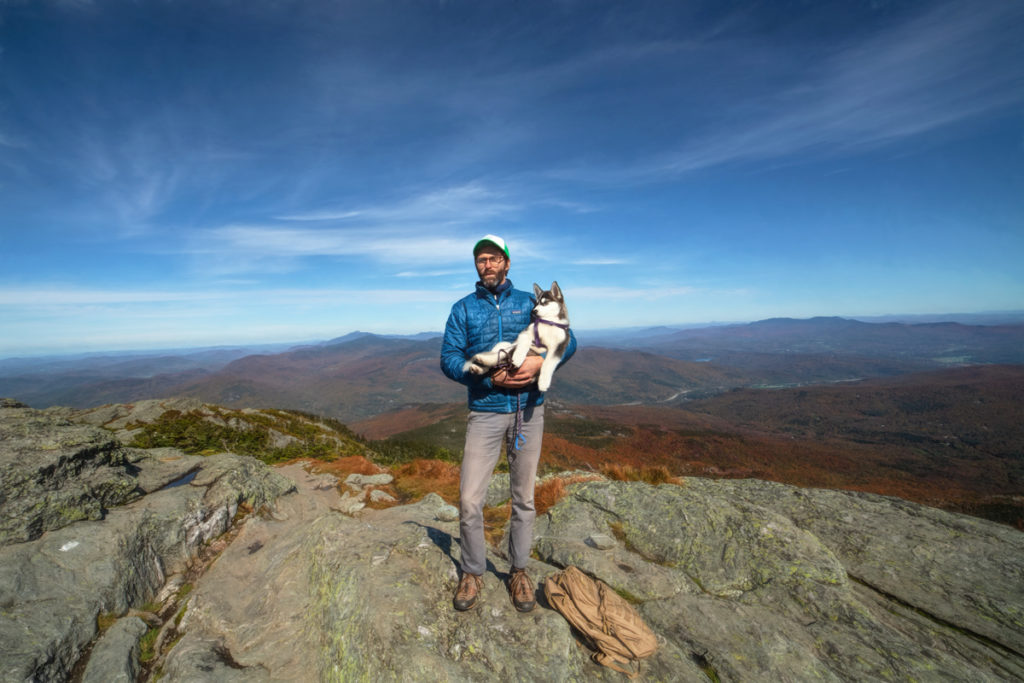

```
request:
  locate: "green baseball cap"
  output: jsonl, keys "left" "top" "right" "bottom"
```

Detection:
{"left": 473, "top": 234, "right": 510, "bottom": 259}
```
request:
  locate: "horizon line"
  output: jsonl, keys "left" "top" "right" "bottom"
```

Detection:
{"left": 3, "top": 310, "right": 1024, "bottom": 362}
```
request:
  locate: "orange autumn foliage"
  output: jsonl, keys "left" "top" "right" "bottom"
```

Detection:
{"left": 535, "top": 473, "right": 606, "bottom": 516}
{"left": 483, "top": 503, "right": 510, "bottom": 547}
{"left": 393, "top": 458, "right": 461, "bottom": 504}
{"left": 601, "top": 463, "right": 676, "bottom": 485}
{"left": 535, "top": 478, "right": 567, "bottom": 517}
{"left": 307, "top": 455, "right": 384, "bottom": 478}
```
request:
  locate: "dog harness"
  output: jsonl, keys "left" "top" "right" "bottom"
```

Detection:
{"left": 532, "top": 315, "right": 571, "bottom": 349}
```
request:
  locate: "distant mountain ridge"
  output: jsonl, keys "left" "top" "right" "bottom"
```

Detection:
{"left": 318, "top": 330, "right": 442, "bottom": 346}
{"left": 605, "top": 316, "right": 1024, "bottom": 363}
{"left": 3, "top": 317, "right": 1023, "bottom": 421}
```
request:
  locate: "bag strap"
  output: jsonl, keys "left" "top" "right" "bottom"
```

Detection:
{"left": 593, "top": 652, "right": 640, "bottom": 679}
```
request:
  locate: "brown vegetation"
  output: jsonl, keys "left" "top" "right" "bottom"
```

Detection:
{"left": 392, "top": 459, "right": 461, "bottom": 504}
{"left": 336, "top": 366, "right": 1023, "bottom": 528}
{"left": 307, "top": 455, "right": 384, "bottom": 478}
{"left": 539, "top": 365, "right": 1024, "bottom": 528}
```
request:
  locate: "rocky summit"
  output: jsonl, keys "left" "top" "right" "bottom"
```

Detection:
{"left": 1, "top": 398, "right": 1022, "bottom": 682}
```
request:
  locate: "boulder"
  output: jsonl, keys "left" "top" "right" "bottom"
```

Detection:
{"left": 585, "top": 533, "right": 616, "bottom": 550}
{"left": 125, "top": 447, "right": 205, "bottom": 494}
{"left": 369, "top": 489, "right": 397, "bottom": 504}
{"left": 81, "top": 616, "right": 148, "bottom": 683}
{"left": 344, "top": 472, "right": 394, "bottom": 490}
{"left": 0, "top": 402, "right": 140, "bottom": 545}
{"left": 435, "top": 503, "right": 459, "bottom": 522}
{"left": 533, "top": 479, "right": 1024, "bottom": 682}
{"left": 72, "top": 398, "right": 207, "bottom": 431}
{"left": 0, "top": 403, "right": 295, "bottom": 683}
{"left": 161, "top": 476, "right": 646, "bottom": 682}
{"left": 683, "top": 477, "right": 1024, "bottom": 658}
{"left": 485, "top": 472, "right": 511, "bottom": 507}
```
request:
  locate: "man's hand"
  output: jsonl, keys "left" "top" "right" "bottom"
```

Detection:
{"left": 492, "top": 355, "right": 543, "bottom": 389}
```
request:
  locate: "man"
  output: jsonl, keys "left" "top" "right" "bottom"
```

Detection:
{"left": 440, "top": 234, "right": 577, "bottom": 612}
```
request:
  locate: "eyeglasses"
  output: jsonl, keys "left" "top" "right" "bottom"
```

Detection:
{"left": 475, "top": 255, "right": 505, "bottom": 266}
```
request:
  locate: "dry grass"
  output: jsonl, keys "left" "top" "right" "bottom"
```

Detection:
{"left": 305, "top": 456, "right": 401, "bottom": 508}
{"left": 535, "top": 478, "right": 568, "bottom": 517}
{"left": 360, "top": 486, "right": 401, "bottom": 509}
{"left": 306, "top": 455, "right": 384, "bottom": 478}
{"left": 601, "top": 463, "right": 678, "bottom": 485}
{"left": 535, "top": 473, "right": 604, "bottom": 516}
{"left": 393, "top": 459, "right": 461, "bottom": 504}
{"left": 483, "top": 502, "right": 511, "bottom": 547}
{"left": 485, "top": 472, "right": 606, "bottom": 548}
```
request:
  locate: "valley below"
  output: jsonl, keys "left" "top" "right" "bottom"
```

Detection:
{"left": 3, "top": 317, "right": 1023, "bottom": 528}
{"left": 355, "top": 363, "right": 1024, "bottom": 529}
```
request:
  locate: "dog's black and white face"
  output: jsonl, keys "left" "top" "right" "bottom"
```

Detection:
{"left": 532, "top": 281, "right": 567, "bottom": 322}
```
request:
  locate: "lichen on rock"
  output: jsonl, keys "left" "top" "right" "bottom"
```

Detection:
{"left": 0, "top": 401, "right": 295, "bottom": 683}
{"left": 3, "top": 398, "right": 1023, "bottom": 682}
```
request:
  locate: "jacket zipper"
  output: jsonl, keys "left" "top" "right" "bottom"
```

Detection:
{"left": 493, "top": 291, "right": 513, "bottom": 412}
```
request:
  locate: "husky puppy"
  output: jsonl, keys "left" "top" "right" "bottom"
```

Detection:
{"left": 463, "top": 281, "right": 570, "bottom": 392}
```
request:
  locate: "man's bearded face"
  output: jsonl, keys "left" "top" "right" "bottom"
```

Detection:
{"left": 474, "top": 246, "right": 509, "bottom": 289}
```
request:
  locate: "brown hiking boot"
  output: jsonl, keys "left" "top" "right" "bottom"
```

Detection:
{"left": 508, "top": 568, "right": 536, "bottom": 613}
{"left": 453, "top": 572, "right": 483, "bottom": 611}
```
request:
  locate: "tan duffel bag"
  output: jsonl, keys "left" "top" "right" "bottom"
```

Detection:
{"left": 545, "top": 566, "right": 658, "bottom": 678}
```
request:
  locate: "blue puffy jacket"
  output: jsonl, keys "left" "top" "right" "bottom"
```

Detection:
{"left": 440, "top": 280, "right": 577, "bottom": 413}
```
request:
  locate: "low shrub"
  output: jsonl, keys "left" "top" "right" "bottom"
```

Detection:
{"left": 393, "top": 459, "right": 461, "bottom": 504}
{"left": 601, "top": 463, "right": 675, "bottom": 485}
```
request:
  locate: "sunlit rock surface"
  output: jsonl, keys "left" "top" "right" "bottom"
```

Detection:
{"left": 2, "top": 398, "right": 1022, "bottom": 682}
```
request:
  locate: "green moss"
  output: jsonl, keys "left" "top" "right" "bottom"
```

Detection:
{"left": 175, "top": 583, "right": 194, "bottom": 602}
{"left": 607, "top": 520, "right": 677, "bottom": 568}
{"left": 691, "top": 651, "right": 721, "bottom": 682}
{"left": 140, "top": 600, "right": 162, "bottom": 614}
{"left": 127, "top": 408, "right": 378, "bottom": 465}
{"left": 308, "top": 538, "right": 371, "bottom": 682}
{"left": 365, "top": 438, "right": 459, "bottom": 466}
{"left": 611, "top": 586, "right": 645, "bottom": 604}
{"left": 96, "top": 611, "right": 118, "bottom": 633}
{"left": 138, "top": 625, "right": 160, "bottom": 663}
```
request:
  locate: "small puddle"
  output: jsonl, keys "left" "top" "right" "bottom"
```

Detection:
{"left": 161, "top": 470, "right": 199, "bottom": 490}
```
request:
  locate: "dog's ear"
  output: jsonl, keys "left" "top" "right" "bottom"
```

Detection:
{"left": 550, "top": 281, "right": 562, "bottom": 300}
{"left": 533, "top": 283, "right": 543, "bottom": 298}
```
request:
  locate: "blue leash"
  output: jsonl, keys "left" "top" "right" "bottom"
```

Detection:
{"left": 510, "top": 392, "right": 526, "bottom": 452}
{"left": 494, "top": 348, "right": 527, "bottom": 453}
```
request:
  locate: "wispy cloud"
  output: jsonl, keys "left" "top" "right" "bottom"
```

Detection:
{"left": 279, "top": 182, "right": 519, "bottom": 223}
{"left": 569, "top": 285, "right": 698, "bottom": 301}
{"left": 538, "top": 199, "right": 601, "bottom": 214}
{"left": 0, "top": 286, "right": 455, "bottom": 307}
{"left": 395, "top": 269, "right": 464, "bottom": 278}
{"left": 179, "top": 182, "right": 534, "bottom": 273}
{"left": 14, "top": 95, "right": 196, "bottom": 237}
{"left": 276, "top": 209, "right": 363, "bottom": 222}
{"left": 0, "top": 132, "right": 24, "bottom": 149}
{"left": 0, "top": 288, "right": 222, "bottom": 306}
{"left": 558, "top": 1, "right": 1024, "bottom": 182}
{"left": 571, "top": 258, "right": 631, "bottom": 266}
{"left": 200, "top": 226, "right": 471, "bottom": 265}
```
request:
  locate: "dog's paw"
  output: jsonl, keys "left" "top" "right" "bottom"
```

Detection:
{"left": 510, "top": 348, "right": 528, "bottom": 368}
{"left": 463, "top": 360, "right": 486, "bottom": 375}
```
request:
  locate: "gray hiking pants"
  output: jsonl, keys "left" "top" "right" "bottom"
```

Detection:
{"left": 459, "top": 404, "right": 545, "bottom": 576}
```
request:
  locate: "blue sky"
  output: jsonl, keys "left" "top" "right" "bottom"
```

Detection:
{"left": 1, "top": 0, "right": 1022, "bottom": 356}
